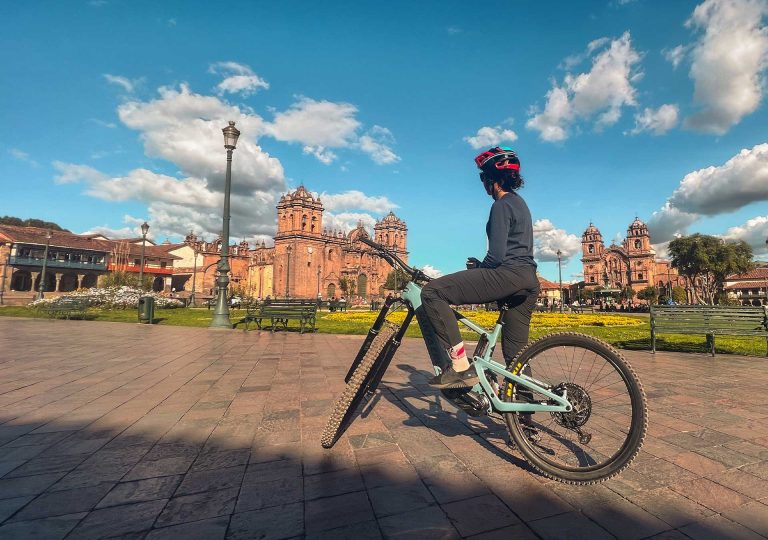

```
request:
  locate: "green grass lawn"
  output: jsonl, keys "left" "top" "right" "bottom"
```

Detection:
{"left": 1, "top": 305, "right": 766, "bottom": 357}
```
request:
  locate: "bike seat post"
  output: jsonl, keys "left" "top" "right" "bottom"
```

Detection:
{"left": 496, "top": 303, "right": 509, "bottom": 326}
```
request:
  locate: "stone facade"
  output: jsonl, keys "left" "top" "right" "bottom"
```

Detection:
{"left": 581, "top": 218, "right": 681, "bottom": 295}
{"left": 254, "top": 185, "right": 408, "bottom": 300}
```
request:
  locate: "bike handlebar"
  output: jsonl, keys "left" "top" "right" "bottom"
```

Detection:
{"left": 359, "top": 237, "right": 431, "bottom": 283}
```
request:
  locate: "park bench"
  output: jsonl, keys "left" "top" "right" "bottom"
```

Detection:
{"left": 245, "top": 299, "right": 318, "bottom": 333}
{"left": 38, "top": 297, "right": 90, "bottom": 320}
{"left": 650, "top": 305, "right": 768, "bottom": 356}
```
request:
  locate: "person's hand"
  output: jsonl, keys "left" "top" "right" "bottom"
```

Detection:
{"left": 466, "top": 257, "right": 481, "bottom": 269}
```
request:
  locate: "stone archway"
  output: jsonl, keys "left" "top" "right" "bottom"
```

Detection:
{"left": 60, "top": 273, "right": 79, "bottom": 292}
{"left": 82, "top": 274, "right": 98, "bottom": 289}
{"left": 327, "top": 283, "right": 336, "bottom": 299}
{"left": 357, "top": 274, "right": 368, "bottom": 299}
{"left": 11, "top": 270, "right": 32, "bottom": 291}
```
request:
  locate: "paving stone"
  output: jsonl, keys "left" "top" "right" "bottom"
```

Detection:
{"left": 721, "top": 501, "right": 768, "bottom": 537}
{"left": 68, "top": 500, "right": 167, "bottom": 540}
{"left": 368, "top": 481, "right": 435, "bottom": 517}
{"left": 235, "top": 475, "right": 303, "bottom": 512}
{"left": 670, "top": 477, "right": 751, "bottom": 511}
{"left": 465, "top": 523, "right": 539, "bottom": 539}
{"left": 0, "top": 511, "right": 87, "bottom": 540}
{"left": 303, "top": 468, "right": 365, "bottom": 500}
{"left": 175, "top": 465, "right": 245, "bottom": 496}
{"left": 709, "top": 468, "right": 768, "bottom": 500}
{"left": 10, "top": 481, "right": 113, "bottom": 521}
{"left": 243, "top": 459, "right": 302, "bottom": 484}
{"left": 156, "top": 487, "right": 238, "bottom": 528}
{"left": 305, "top": 491, "right": 374, "bottom": 533}
{"left": 378, "top": 505, "right": 459, "bottom": 539}
{"left": 0, "top": 472, "right": 65, "bottom": 499}
{"left": 124, "top": 456, "right": 196, "bottom": 481}
{"left": 305, "top": 519, "right": 381, "bottom": 540}
{"left": 678, "top": 513, "right": 765, "bottom": 540}
{"left": 441, "top": 493, "right": 519, "bottom": 537}
{"left": 0, "top": 495, "right": 33, "bottom": 522}
{"left": 97, "top": 475, "right": 182, "bottom": 508}
{"left": 190, "top": 449, "right": 250, "bottom": 471}
{"left": 145, "top": 516, "right": 229, "bottom": 540}
{"left": 227, "top": 502, "right": 303, "bottom": 540}
{"left": 528, "top": 511, "right": 614, "bottom": 540}
{"left": 4, "top": 453, "right": 87, "bottom": 478}
{"left": 622, "top": 487, "right": 715, "bottom": 528}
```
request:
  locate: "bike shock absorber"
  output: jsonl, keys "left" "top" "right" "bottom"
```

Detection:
{"left": 473, "top": 334, "right": 489, "bottom": 359}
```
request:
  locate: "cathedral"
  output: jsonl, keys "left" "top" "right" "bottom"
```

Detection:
{"left": 248, "top": 186, "right": 408, "bottom": 300}
{"left": 581, "top": 218, "right": 679, "bottom": 294}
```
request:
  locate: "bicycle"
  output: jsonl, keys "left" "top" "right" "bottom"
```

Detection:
{"left": 321, "top": 237, "right": 647, "bottom": 484}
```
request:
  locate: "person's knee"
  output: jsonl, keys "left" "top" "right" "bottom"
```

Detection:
{"left": 421, "top": 282, "right": 440, "bottom": 305}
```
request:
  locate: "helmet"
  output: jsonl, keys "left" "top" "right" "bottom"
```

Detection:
{"left": 474, "top": 146, "right": 520, "bottom": 172}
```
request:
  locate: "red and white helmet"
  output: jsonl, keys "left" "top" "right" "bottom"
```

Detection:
{"left": 474, "top": 146, "right": 520, "bottom": 173}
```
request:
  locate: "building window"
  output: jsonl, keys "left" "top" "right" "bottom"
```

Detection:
{"left": 634, "top": 240, "right": 641, "bottom": 249}
{"left": 160, "top": 261, "right": 167, "bottom": 268}
{"left": 590, "top": 276, "right": 596, "bottom": 283}
{"left": 134, "top": 258, "right": 141, "bottom": 266}
{"left": 588, "top": 244, "right": 594, "bottom": 254}
{"left": 638, "top": 273, "right": 643, "bottom": 280}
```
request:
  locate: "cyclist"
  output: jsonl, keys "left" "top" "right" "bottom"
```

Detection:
{"left": 423, "top": 146, "right": 540, "bottom": 388}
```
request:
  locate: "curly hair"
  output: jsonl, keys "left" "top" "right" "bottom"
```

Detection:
{"left": 482, "top": 169, "right": 525, "bottom": 191}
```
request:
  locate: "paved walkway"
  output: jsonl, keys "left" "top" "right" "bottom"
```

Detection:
{"left": 0, "top": 318, "right": 766, "bottom": 540}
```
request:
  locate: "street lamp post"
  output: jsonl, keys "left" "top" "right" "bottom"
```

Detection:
{"left": 37, "top": 229, "right": 52, "bottom": 299}
{"left": 210, "top": 121, "right": 240, "bottom": 328}
{"left": 317, "top": 266, "right": 321, "bottom": 297}
{"left": 556, "top": 249, "right": 563, "bottom": 313}
{"left": 189, "top": 241, "right": 198, "bottom": 307}
{"left": 285, "top": 244, "right": 292, "bottom": 298}
{"left": 139, "top": 221, "right": 149, "bottom": 290}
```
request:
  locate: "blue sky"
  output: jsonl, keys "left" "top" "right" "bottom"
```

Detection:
{"left": 1, "top": 0, "right": 767, "bottom": 283}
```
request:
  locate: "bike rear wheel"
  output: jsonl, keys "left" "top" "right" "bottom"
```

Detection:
{"left": 321, "top": 323, "right": 398, "bottom": 448}
{"left": 504, "top": 332, "right": 647, "bottom": 484}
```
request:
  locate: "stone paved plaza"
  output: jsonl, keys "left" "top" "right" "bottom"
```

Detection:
{"left": 0, "top": 317, "right": 767, "bottom": 539}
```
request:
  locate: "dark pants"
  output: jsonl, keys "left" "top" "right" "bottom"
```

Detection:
{"left": 420, "top": 265, "right": 539, "bottom": 365}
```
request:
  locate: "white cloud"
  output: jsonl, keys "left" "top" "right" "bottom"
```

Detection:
{"left": 208, "top": 61, "right": 269, "bottom": 96}
{"left": 630, "top": 104, "right": 679, "bottom": 135}
{"left": 527, "top": 32, "right": 642, "bottom": 142}
{"left": 421, "top": 265, "right": 444, "bottom": 278}
{"left": 669, "top": 143, "right": 768, "bottom": 214}
{"left": 88, "top": 118, "right": 117, "bottom": 129}
{"left": 53, "top": 162, "right": 109, "bottom": 184}
{"left": 683, "top": 0, "right": 768, "bottom": 134}
{"left": 357, "top": 126, "right": 400, "bottom": 165}
{"left": 533, "top": 219, "right": 582, "bottom": 262}
{"left": 647, "top": 202, "right": 700, "bottom": 243}
{"left": 319, "top": 190, "right": 397, "bottom": 213}
{"left": 463, "top": 126, "right": 518, "bottom": 149}
{"left": 8, "top": 148, "right": 39, "bottom": 167}
{"left": 722, "top": 215, "right": 768, "bottom": 254}
{"left": 266, "top": 97, "right": 360, "bottom": 147}
{"left": 663, "top": 44, "right": 690, "bottom": 69}
{"left": 103, "top": 74, "right": 141, "bottom": 93}
{"left": 302, "top": 145, "right": 337, "bottom": 165}
{"left": 322, "top": 212, "right": 378, "bottom": 235}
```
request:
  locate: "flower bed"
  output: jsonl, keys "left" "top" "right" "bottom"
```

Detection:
{"left": 29, "top": 287, "right": 184, "bottom": 309}
{"left": 323, "top": 310, "right": 643, "bottom": 329}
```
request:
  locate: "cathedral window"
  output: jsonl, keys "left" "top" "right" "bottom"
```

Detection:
{"left": 590, "top": 276, "right": 596, "bottom": 283}
{"left": 588, "top": 244, "right": 594, "bottom": 254}
{"left": 638, "top": 273, "right": 643, "bottom": 280}
{"left": 634, "top": 240, "right": 641, "bottom": 249}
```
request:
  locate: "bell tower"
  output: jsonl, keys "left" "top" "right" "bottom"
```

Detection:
{"left": 581, "top": 223, "right": 605, "bottom": 286}
{"left": 374, "top": 211, "right": 408, "bottom": 254}
{"left": 276, "top": 185, "right": 323, "bottom": 238}
{"left": 625, "top": 217, "right": 651, "bottom": 254}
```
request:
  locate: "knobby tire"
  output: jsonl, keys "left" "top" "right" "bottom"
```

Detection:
{"left": 321, "top": 323, "right": 398, "bottom": 448}
{"left": 504, "top": 332, "right": 647, "bottom": 484}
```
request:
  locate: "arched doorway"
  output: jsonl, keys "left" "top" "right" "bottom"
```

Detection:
{"left": 10, "top": 270, "right": 32, "bottom": 291}
{"left": 60, "top": 273, "right": 78, "bottom": 292}
{"left": 82, "top": 274, "right": 98, "bottom": 289}
{"left": 357, "top": 274, "right": 368, "bottom": 299}
{"left": 327, "top": 283, "right": 336, "bottom": 299}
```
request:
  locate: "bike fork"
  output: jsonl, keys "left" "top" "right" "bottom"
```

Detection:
{"left": 344, "top": 296, "right": 404, "bottom": 383}
{"left": 363, "top": 310, "right": 414, "bottom": 398}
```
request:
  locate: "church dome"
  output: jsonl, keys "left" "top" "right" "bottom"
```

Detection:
{"left": 348, "top": 222, "right": 370, "bottom": 242}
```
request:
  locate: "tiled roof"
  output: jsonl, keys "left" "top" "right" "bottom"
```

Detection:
{"left": 110, "top": 240, "right": 182, "bottom": 260}
{"left": 538, "top": 276, "right": 561, "bottom": 290}
{"left": 0, "top": 225, "right": 114, "bottom": 252}
{"left": 726, "top": 267, "right": 768, "bottom": 280}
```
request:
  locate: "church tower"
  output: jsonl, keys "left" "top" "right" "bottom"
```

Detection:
{"left": 581, "top": 223, "right": 605, "bottom": 286}
{"left": 275, "top": 185, "right": 323, "bottom": 238}
{"left": 374, "top": 211, "right": 408, "bottom": 255}
{"left": 625, "top": 217, "right": 653, "bottom": 286}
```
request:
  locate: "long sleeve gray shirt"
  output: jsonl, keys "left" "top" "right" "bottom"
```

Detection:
{"left": 480, "top": 192, "right": 537, "bottom": 269}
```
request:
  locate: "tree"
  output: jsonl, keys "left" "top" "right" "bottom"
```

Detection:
{"left": 669, "top": 234, "right": 753, "bottom": 305}
{"left": 671, "top": 285, "right": 687, "bottom": 304}
{"left": 636, "top": 286, "right": 659, "bottom": 303}
{"left": 0, "top": 215, "right": 68, "bottom": 231}
{"left": 620, "top": 285, "right": 636, "bottom": 302}
{"left": 338, "top": 277, "right": 356, "bottom": 298}
{"left": 384, "top": 268, "right": 411, "bottom": 291}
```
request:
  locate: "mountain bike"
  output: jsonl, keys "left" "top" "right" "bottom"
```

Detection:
{"left": 321, "top": 237, "right": 647, "bottom": 484}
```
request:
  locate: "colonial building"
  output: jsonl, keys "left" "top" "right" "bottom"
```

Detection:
{"left": 725, "top": 266, "right": 768, "bottom": 306}
{"left": 581, "top": 218, "right": 681, "bottom": 296}
{"left": 250, "top": 185, "right": 408, "bottom": 300}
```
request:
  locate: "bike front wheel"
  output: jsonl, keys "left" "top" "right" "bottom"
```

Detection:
{"left": 503, "top": 332, "right": 647, "bottom": 484}
{"left": 321, "top": 323, "right": 398, "bottom": 448}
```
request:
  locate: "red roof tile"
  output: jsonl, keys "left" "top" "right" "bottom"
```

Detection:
{"left": 0, "top": 225, "right": 114, "bottom": 252}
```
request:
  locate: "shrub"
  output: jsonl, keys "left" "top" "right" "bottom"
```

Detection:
{"left": 29, "top": 286, "right": 183, "bottom": 309}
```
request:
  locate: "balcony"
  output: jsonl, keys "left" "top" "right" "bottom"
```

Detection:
{"left": 107, "top": 263, "right": 174, "bottom": 275}
{"left": 10, "top": 256, "right": 107, "bottom": 271}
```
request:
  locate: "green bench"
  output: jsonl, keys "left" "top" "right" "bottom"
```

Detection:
{"left": 38, "top": 297, "right": 90, "bottom": 320}
{"left": 650, "top": 305, "right": 768, "bottom": 356}
{"left": 245, "top": 299, "right": 318, "bottom": 333}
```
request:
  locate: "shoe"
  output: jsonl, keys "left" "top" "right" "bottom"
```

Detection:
{"left": 428, "top": 367, "right": 479, "bottom": 389}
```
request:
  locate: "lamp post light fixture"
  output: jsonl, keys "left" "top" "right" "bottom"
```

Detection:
{"left": 556, "top": 249, "right": 563, "bottom": 313}
{"left": 317, "top": 266, "right": 322, "bottom": 297}
{"left": 189, "top": 240, "right": 198, "bottom": 307}
{"left": 210, "top": 121, "right": 241, "bottom": 328}
{"left": 37, "top": 229, "right": 52, "bottom": 299}
{"left": 139, "top": 221, "right": 150, "bottom": 289}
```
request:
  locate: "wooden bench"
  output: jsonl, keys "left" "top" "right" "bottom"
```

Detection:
{"left": 246, "top": 299, "right": 318, "bottom": 333}
{"left": 38, "top": 297, "right": 90, "bottom": 320}
{"left": 650, "top": 305, "right": 768, "bottom": 356}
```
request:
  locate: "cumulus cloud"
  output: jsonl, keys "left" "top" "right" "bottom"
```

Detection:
{"left": 208, "top": 61, "right": 269, "bottom": 96}
{"left": 357, "top": 126, "right": 400, "bottom": 165}
{"left": 8, "top": 148, "right": 39, "bottom": 167}
{"left": 663, "top": 44, "right": 690, "bottom": 69}
{"left": 302, "top": 145, "right": 337, "bottom": 165}
{"left": 319, "top": 190, "right": 397, "bottom": 213}
{"left": 463, "top": 126, "right": 518, "bottom": 149}
{"left": 421, "top": 265, "right": 444, "bottom": 278}
{"left": 533, "top": 219, "right": 582, "bottom": 262}
{"left": 647, "top": 142, "right": 768, "bottom": 243}
{"left": 722, "top": 215, "right": 768, "bottom": 254}
{"left": 683, "top": 0, "right": 768, "bottom": 134}
{"left": 527, "top": 32, "right": 642, "bottom": 142}
{"left": 322, "top": 212, "right": 378, "bottom": 235}
{"left": 103, "top": 74, "right": 141, "bottom": 93}
{"left": 630, "top": 104, "right": 679, "bottom": 135}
